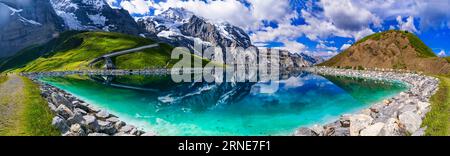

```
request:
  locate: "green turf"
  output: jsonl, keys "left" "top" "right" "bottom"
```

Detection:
{"left": 423, "top": 76, "right": 450, "bottom": 136}
{"left": 21, "top": 77, "right": 60, "bottom": 136}
{"left": 0, "top": 75, "right": 6, "bottom": 84}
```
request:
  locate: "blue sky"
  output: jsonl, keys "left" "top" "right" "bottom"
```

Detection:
{"left": 107, "top": 0, "right": 450, "bottom": 58}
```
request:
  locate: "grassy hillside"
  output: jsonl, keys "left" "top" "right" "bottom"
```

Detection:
{"left": 319, "top": 30, "right": 449, "bottom": 74}
{"left": 423, "top": 76, "right": 450, "bottom": 136}
{"left": 353, "top": 30, "right": 436, "bottom": 58}
{"left": 0, "top": 31, "right": 209, "bottom": 72}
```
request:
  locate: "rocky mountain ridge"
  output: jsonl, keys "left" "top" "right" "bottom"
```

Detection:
{"left": 320, "top": 30, "right": 450, "bottom": 74}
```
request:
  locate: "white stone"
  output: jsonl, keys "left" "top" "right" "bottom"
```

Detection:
{"left": 349, "top": 114, "right": 373, "bottom": 136}
{"left": 399, "top": 111, "right": 422, "bottom": 134}
{"left": 360, "top": 123, "right": 385, "bottom": 136}
{"left": 310, "top": 125, "right": 324, "bottom": 136}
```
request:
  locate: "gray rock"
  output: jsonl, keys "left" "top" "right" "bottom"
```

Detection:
{"left": 141, "top": 131, "right": 157, "bottom": 136}
{"left": 340, "top": 114, "right": 351, "bottom": 127}
{"left": 379, "top": 118, "right": 402, "bottom": 136}
{"left": 98, "top": 120, "right": 117, "bottom": 135}
{"left": 114, "top": 121, "right": 126, "bottom": 130}
{"left": 87, "top": 105, "right": 100, "bottom": 113}
{"left": 398, "top": 105, "right": 417, "bottom": 114}
{"left": 96, "top": 110, "right": 111, "bottom": 119}
{"left": 106, "top": 117, "right": 120, "bottom": 123}
{"left": 48, "top": 102, "right": 57, "bottom": 113}
{"left": 83, "top": 115, "right": 100, "bottom": 132}
{"left": 75, "top": 102, "right": 91, "bottom": 113}
{"left": 310, "top": 125, "right": 324, "bottom": 136}
{"left": 417, "top": 102, "right": 431, "bottom": 115}
{"left": 349, "top": 114, "right": 373, "bottom": 136}
{"left": 56, "top": 104, "right": 74, "bottom": 119}
{"left": 412, "top": 127, "right": 426, "bottom": 136}
{"left": 130, "top": 128, "right": 143, "bottom": 136}
{"left": 52, "top": 116, "right": 69, "bottom": 134}
{"left": 113, "top": 132, "right": 135, "bottom": 136}
{"left": 360, "top": 122, "right": 385, "bottom": 136}
{"left": 64, "top": 124, "right": 86, "bottom": 136}
{"left": 51, "top": 92, "right": 70, "bottom": 108}
{"left": 331, "top": 127, "right": 350, "bottom": 136}
{"left": 88, "top": 133, "right": 110, "bottom": 136}
{"left": 119, "top": 125, "right": 135, "bottom": 133}
{"left": 399, "top": 111, "right": 422, "bottom": 134}
{"left": 67, "top": 111, "right": 85, "bottom": 126}
{"left": 74, "top": 108, "right": 88, "bottom": 116}
{"left": 294, "top": 128, "right": 316, "bottom": 136}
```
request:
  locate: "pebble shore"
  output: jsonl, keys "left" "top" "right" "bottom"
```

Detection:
{"left": 295, "top": 67, "right": 439, "bottom": 136}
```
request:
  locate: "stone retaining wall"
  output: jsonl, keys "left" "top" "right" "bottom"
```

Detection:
{"left": 294, "top": 67, "right": 439, "bottom": 136}
{"left": 34, "top": 80, "right": 157, "bottom": 136}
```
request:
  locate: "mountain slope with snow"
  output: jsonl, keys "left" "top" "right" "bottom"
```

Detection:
{"left": 137, "top": 7, "right": 318, "bottom": 67}
{"left": 0, "top": 0, "right": 64, "bottom": 58}
{"left": 50, "top": 0, "right": 141, "bottom": 35}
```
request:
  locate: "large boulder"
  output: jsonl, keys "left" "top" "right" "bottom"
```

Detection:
{"left": 51, "top": 92, "right": 71, "bottom": 108}
{"left": 52, "top": 116, "right": 69, "bottom": 134}
{"left": 293, "top": 128, "right": 315, "bottom": 136}
{"left": 95, "top": 110, "right": 111, "bottom": 119}
{"left": 64, "top": 124, "right": 86, "bottom": 136}
{"left": 399, "top": 111, "right": 422, "bottom": 134}
{"left": 67, "top": 111, "right": 85, "bottom": 126}
{"left": 83, "top": 115, "right": 100, "bottom": 132}
{"left": 56, "top": 104, "right": 74, "bottom": 119}
{"left": 360, "top": 122, "right": 385, "bottom": 136}
{"left": 349, "top": 114, "right": 373, "bottom": 136}
{"left": 379, "top": 118, "right": 402, "bottom": 136}
{"left": 98, "top": 120, "right": 117, "bottom": 135}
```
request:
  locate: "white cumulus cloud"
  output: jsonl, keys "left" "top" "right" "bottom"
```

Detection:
{"left": 120, "top": 0, "right": 152, "bottom": 15}
{"left": 340, "top": 44, "right": 352, "bottom": 51}
{"left": 396, "top": 16, "right": 419, "bottom": 33}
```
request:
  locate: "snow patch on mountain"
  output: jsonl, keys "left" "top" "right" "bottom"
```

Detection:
{"left": 88, "top": 14, "right": 107, "bottom": 26}
{"left": 1, "top": 2, "right": 42, "bottom": 26}
{"left": 82, "top": 0, "right": 106, "bottom": 10}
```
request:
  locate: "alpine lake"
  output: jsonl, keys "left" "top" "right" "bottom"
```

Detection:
{"left": 39, "top": 71, "right": 407, "bottom": 136}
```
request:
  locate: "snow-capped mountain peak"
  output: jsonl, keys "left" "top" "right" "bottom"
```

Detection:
{"left": 157, "top": 7, "right": 193, "bottom": 23}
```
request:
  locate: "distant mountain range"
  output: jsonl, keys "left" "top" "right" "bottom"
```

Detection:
{"left": 320, "top": 30, "right": 450, "bottom": 74}
{"left": 0, "top": 0, "right": 320, "bottom": 69}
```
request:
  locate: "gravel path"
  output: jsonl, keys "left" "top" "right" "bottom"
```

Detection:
{"left": 0, "top": 74, "right": 25, "bottom": 135}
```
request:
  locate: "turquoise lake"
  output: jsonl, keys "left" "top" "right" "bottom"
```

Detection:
{"left": 40, "top": 72, "right": 407, "bottom": 136}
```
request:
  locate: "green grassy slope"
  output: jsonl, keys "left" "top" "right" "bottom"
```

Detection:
{"left": 21, "top": 77, "right": 60, "bottom": 136}
{"left": 353, "top": 30, "right": 436, "bottom": 58}
{"left": 0, "top": 31, "right": 209, "bottom": 72}
{"left": 0, "top": 75, "right": 6, "bottom": 84}
{"left": 423, "top": 76, "right": 450, "bottom": 136}
{"left": 0, "top": 31, "right": 83, "bottom": 72}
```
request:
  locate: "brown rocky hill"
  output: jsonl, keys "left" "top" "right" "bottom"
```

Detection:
{"left": 319, "top": 30, "right": 450, "bottom": 74}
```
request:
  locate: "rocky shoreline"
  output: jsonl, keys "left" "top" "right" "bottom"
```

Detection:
{"left": 32, "top": 79, "right": 157, "bottom": 136}
{"left": 22, "top": 66, "right": 439, "bottom": 136}
{"left": 295, "top": 67, "right": 439, "bottom": 136}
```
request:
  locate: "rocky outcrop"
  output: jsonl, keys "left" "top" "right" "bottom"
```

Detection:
{"left": 137, "top": 7, "right": 319, "bottom": 68}
{"left": 0, "top": 0, "right": 143, "bottom": 58}
{"left": 36, "top": 80, "right": 156, "bottom": 136}
{"left": 295, "top": 67, "right": 439, "bottom": 136}
{"left": 320, "top": 30, "right": 450, "bottom": 74}
{"left": 0, "top": 0, "right": 64, "bottom": 57}
{"left": 50, "top": 0, "right": 141, "bottom": 35}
